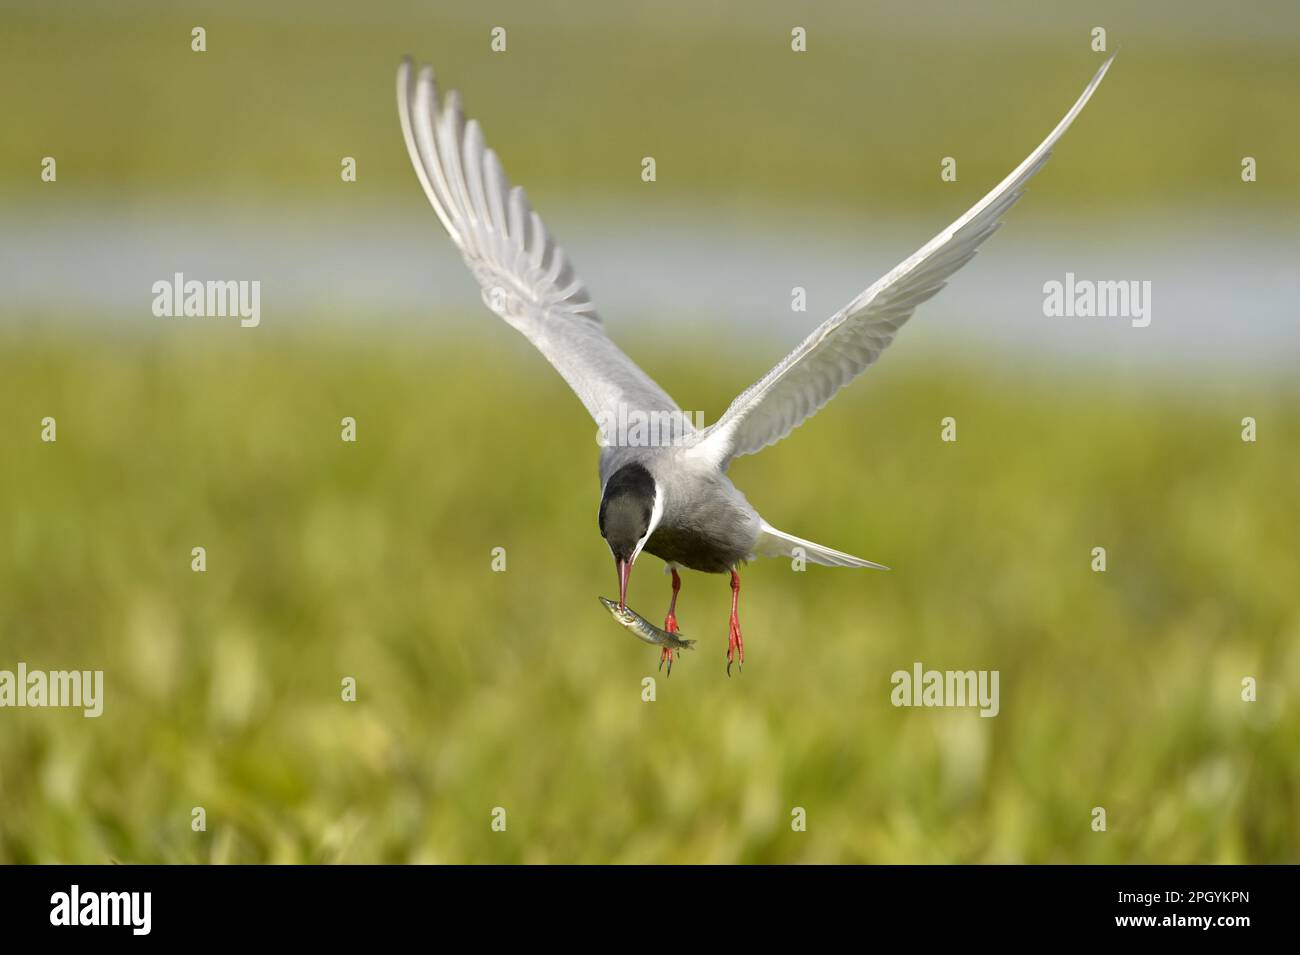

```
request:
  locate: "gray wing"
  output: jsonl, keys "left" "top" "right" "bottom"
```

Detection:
{"left": 686, "top": 55, "right": 1114, "bottom": 468}
{"left": 397, "top": 59, "right": 692, "bottom": 429}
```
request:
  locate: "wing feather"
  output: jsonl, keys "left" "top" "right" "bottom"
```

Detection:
{"left": 688, "top": 56, "right": 1114, "bottom": 466}
{"left": 397, "top": 59, "right": 689, "bottom": 429}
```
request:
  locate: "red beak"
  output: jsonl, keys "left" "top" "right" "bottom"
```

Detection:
{"left": 617, "top": 558, "right": 632, "bottom": 610}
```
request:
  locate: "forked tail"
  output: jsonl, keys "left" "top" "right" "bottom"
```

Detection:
{"left": 755, "top": 522, "right": 889, "bottom": 570}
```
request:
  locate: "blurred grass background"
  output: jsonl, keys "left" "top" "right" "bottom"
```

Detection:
{"left": 1, "top": 331, "right": 1296, "bottom": 863}
{"left": 1, "top": 0, "right": 1298, "bottom": 863}
{"left": 3, "top": 0, "right": 1297, "bottom": 216}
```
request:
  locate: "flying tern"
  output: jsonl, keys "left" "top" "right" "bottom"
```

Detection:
{"left": 397, "top": 55, "right": 1113, "bottom": 674}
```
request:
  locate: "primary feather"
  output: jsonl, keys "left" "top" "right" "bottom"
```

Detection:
{"left": 686, "top": 55, "right": 1115, "bottom": 469}
{"left": 396, "top": 59, "right": 692, "bottom": 430}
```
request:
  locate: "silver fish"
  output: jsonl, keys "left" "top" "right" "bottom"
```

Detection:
{"left": 599, "top": 597, "right": 696, "bottom": 657}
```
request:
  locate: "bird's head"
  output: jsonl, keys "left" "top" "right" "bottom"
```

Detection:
{"left": 599, "top": 462, "right": 662, "bottom": 609}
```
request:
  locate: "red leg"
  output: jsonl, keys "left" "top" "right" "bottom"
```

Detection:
{"left": 727, "top": 569, "right": 745, "bottom": 676}
{"left": 661, "top": 568, "right": 682, "bottom": 676}
{"left": 664, "top": 569, "right": 681, "bottom": 631}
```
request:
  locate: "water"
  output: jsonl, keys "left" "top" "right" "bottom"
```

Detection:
{"left": 4, "top": 201, "right": 1296, "bottom": 379}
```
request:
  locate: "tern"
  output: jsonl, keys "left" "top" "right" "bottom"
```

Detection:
{"left": 397, "top": 55, "right": 1113, "bottom": 674}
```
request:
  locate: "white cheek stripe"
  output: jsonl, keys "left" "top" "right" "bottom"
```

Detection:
{"left": 630, "top": 482, "right": 664, "bottom": 563}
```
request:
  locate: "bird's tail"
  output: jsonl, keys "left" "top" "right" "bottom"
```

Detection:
{"left": 755, "top": 522, "right": 889, "bottom": 570}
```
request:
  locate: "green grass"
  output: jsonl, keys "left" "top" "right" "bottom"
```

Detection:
{"left": 1, "top": 326, "right": 1296, "bottom": 863}
{"left": 3, "top": 0, "right": 1299, "bottom": 217}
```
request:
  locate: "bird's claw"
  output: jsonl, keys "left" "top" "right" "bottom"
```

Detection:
{"left": 661, "top": 613, "right": 680, "bottom": 677}
{"left": 726, "top": 618, "right": 744, "bottom": 676}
